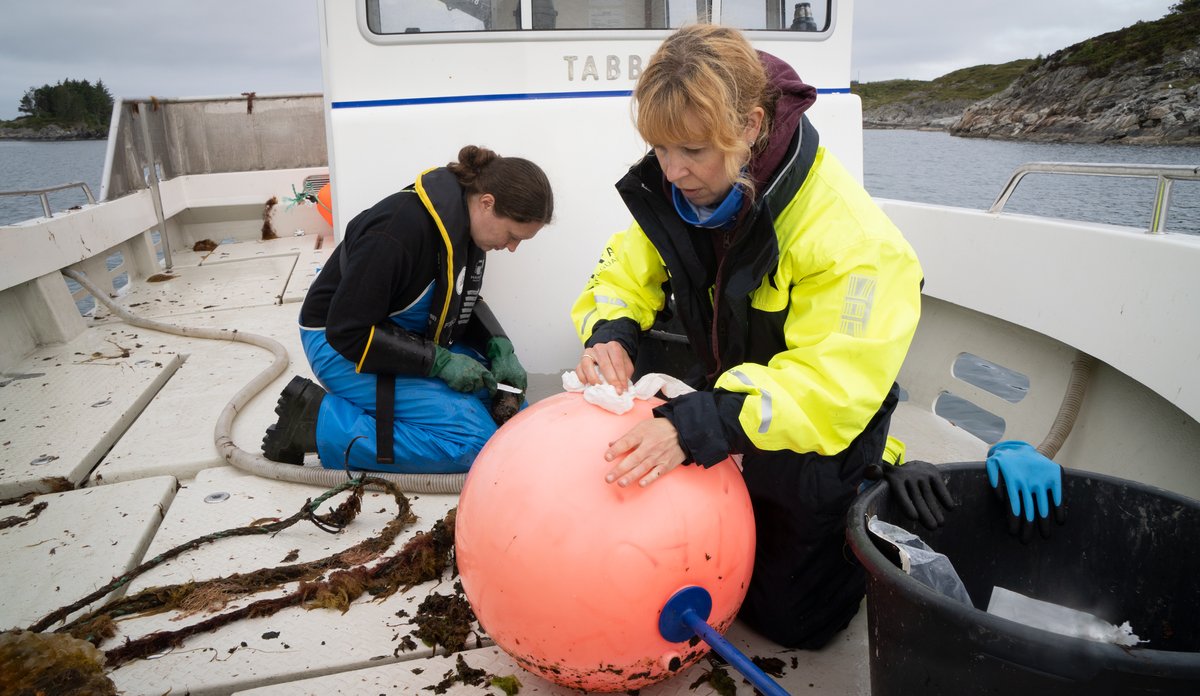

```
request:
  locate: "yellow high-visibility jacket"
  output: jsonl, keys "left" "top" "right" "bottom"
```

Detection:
{"left": 571, "top": 117, "right": 922, "bottom": 463}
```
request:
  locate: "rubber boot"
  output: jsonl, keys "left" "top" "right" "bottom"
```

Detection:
{"left": 262, "top": 376, "right": 325, "bottom": 464}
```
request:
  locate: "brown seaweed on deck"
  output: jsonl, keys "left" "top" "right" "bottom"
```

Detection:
{"left": 262, "top": 195, "right": 278, "bottom": 239}
{"left": 0, "top": 630, "right": 117, "bottom": 696}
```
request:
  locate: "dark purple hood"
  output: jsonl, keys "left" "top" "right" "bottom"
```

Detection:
{"left": 749, "top": 51, "right": 817, "bottom": 192}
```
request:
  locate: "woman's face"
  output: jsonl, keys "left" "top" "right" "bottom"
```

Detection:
{"left": 468, "top": 193, "right": 543, "bottom": 252}
{"left": 652, "top": 108, "right": 764, "bottom": 208}
{"left": 654, "top": 140, "right": 732, "bottom": 208}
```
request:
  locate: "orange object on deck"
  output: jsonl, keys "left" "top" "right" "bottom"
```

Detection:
{"left": 316, "top": 183, "right": 333, "bottom": 226}
{"left": 455, "top": 392, "right": 756, "bottom": 692}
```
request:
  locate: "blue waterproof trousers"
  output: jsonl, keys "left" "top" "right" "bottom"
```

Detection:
{"left": 301, "top": 327, "right": 497, "bottom": 473}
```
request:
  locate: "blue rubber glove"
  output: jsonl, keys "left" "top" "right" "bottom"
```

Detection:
{"left": 985, "top": 440, "right": 1063, "bottom": 522}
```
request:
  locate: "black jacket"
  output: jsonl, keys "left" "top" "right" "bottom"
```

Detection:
{"left": 300, "top": 168, "right": 500, "bottom": 375}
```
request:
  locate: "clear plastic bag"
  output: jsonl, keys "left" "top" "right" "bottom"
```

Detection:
{"left": 987, "top": 586, "right": 1142, "bottom": 646}
{"left": 868, "top": 516, "right": 973, "bottom": 606}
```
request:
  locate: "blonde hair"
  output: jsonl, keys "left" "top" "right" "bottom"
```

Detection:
{"left": 633, "top": 24, "right": 770, "bottom": 195}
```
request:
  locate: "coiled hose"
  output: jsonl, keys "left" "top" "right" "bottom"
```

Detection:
{"left": 64, "top": 269, "right": 466, "bottom": 493}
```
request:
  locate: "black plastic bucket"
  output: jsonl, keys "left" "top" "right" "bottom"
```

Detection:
{"left": 847, "top": 463, "right": 1200, "bottom": 695}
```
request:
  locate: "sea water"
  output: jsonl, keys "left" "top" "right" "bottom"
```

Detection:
{"left": 1, "top": 139, "right": 119, "bottom": 313}
{"left": 0, "top": 139, "right": 107, "bottom": 226}
{"left": 864, "top": 129, "right": 1200, "bottom": 235}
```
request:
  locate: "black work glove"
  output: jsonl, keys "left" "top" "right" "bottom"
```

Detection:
{"left": 993, "top": 470, "right": 1068, "bottom": 543}
{"left": 987, "top": 440, "right": 1067, "bottom": 543}
{"left": 874, "top": 460, "right": 956, "bottom": 530}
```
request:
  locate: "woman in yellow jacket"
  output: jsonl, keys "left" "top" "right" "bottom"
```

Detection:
{"left": 571, "top": 24, "right": 923, "bottom": 649}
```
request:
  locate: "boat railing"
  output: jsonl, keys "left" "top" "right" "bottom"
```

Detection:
{"left": 0, "top": 182, "right": 97, "bottom": 219}
{"left": 96, "top": 93, "right": 328, "bottom": 269}
{"left": 989, "top": 162, "right": 1200, "bottom": 234}
{"left": 104, "top": 93, "right": 327, "bottom": 201}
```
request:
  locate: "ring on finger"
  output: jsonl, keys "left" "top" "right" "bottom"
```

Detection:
{"left": 582, "top": 353, "right": 597, "bottom": 363}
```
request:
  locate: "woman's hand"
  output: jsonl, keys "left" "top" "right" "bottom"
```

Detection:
{"left": 604, "top": 418, "right": 686, "bottom": 488}
{"left": 575, "top": 341, "right": 635, "bottom": 394}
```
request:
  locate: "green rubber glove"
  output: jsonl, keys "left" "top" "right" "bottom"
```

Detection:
{"left": 430, "top": 345, "right": 497, "bottom": 393}
{"left": 486, "top": 337, "right": 527, "bottom": 392}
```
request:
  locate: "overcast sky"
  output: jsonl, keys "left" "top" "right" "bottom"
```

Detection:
{"left": 0, "top": 0, "right": 1181, "bottom": 120}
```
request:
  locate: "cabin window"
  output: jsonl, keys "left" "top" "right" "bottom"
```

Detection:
{"left": 538, "top": 0, "right": 703, "bottom": 28}
{"left": 723, "top": 0, "right": 830, "bottom": 31}
{"left": 952, "top": 352, "right": 1029, "bottom": 403}
{"left": 934, "top": 391, "right": 1006, "bottom": 445}
{"left": 367, "top": 0, "right": 831, "bottom": 32}
{"left": 367, "top": 0, "right": 522, "bottom": 33}
{"left": 365, "top": 0, "right": 719, "bottom": 32}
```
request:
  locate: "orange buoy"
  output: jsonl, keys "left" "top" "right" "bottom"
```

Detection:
{"left": 455, "top": 392, "right": 756, "bottom": 692}
{"left": 315, "top": 183, "right": 333, "bottom": 226}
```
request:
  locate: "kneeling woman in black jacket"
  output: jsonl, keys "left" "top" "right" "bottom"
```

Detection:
{"left": 263, "top": 145, "right": 554, "bottom": 472}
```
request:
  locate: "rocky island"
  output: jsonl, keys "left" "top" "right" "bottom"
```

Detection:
{"left": 0, "top": 79, "right": 112, "bottom": 141}
{"left": 857, "top": 1, "right": 1200, "bottom": 145}
{"left": 0, "top": 123, "right": 107, "bottom": 141}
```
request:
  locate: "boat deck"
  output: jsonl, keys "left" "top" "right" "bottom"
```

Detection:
{"left": 0, "top": 231, "right": 987, "bottom": 695}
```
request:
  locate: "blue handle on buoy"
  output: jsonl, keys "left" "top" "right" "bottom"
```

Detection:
{"left": 659, "top": 586, "right": 790, "bottom": 696}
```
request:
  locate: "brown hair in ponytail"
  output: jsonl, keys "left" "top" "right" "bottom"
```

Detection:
{"left": 447, "top": 145, "right": 554, "bottom": 224}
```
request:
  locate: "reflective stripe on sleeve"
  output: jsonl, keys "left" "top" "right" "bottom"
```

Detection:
{"left": 580, "top": 309, "right": 597, "bottom": 336}
{"left": 595, "top": 294, "right": 629, "bottom": 308}
{"left": 730, "top": 369, "right": 772, "bottom": 434}
{"left": 582, "top": 295, "right": 629, "bottom": 337}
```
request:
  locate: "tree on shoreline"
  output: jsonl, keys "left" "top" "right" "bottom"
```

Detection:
{"left": 16, "top": 79, "right": 114, "bottom": 129}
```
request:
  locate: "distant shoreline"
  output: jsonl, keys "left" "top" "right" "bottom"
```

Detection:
{"left": 863, "top": 122, "right": 1200, "bottom": 146}
{"left": 0, "top": 125, "right": 107, "bottom": 141}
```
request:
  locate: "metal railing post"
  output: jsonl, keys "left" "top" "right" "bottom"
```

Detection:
{"left": 988, "top": 170, "right": 1030, "bottom": 215}
{"left": 1150, "top": 176, "right": 1173, "bottom": 235}
{"left": 135, "top": 103, "right": 173, "bottom": 270}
